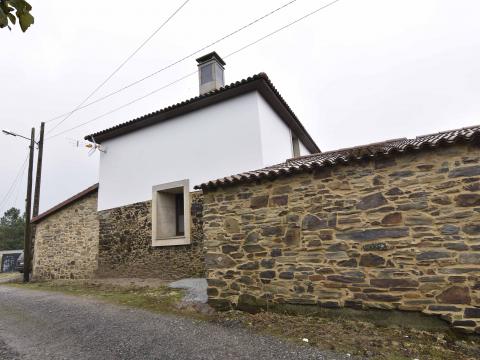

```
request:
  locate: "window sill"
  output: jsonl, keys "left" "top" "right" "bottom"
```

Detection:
{"left": 152, "top": 236, "right": 190, "bottom": 247}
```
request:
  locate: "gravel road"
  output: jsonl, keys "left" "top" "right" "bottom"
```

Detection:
{"left": 0, "top": 286, "right": 353, "bottom": 360}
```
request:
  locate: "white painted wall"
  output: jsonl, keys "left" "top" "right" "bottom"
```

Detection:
{"left": 257, "top": 95, "right": 294, "bottom": 165}
{"left": 98, "top": 92, "right": 265, "bottom": 210}
{"left": 98, "top": 91, "right": 308, "bottom": 211}
{"left": 299, "top": 141, "right": 311, "bottom": 156}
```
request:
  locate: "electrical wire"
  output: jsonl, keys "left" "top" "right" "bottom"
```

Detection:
{"left": 46, "top": 0, "right": 342, "bottom": 141}
{"left": 12, "top": 162, "right": 27, "bottom": 211}
{"left": 225, "top": 0, "right": 341, "bottom": 58}
{"left": 45, "top": 0, "right": 191, "bottom": 135}
{"left": 46, "top": 71, "right": 197, "bottom": 140}
{"left": 0, "top": 156, "right": 28, "bottom": 214}
{"left": 43, "top": 0, "right": 299, "bottom": 124}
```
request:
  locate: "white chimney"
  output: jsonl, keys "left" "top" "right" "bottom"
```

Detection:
{"left": 196, "top": 51, "right": 226, "bottom": 95}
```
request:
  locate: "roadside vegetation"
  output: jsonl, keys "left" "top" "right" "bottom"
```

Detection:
{"left": 3, "top": 279, "right": 479, "bottom": 360}
{"left": 0, "top": 207, "right": 24, "bottom": 251}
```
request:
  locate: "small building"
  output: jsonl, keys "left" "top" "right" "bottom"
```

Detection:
{"left": 0, "top": 250, "right": 22, "bottom": 272}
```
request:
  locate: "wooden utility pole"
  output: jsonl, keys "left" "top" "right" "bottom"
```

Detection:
{"left": 30, "top": 122, "right": 45, "bottom": 277}
{"left": 23, "top": 127, "right": 35, "bottom": 283}
{"left": 32, "top": 122, "right": 45, "bottom": 218}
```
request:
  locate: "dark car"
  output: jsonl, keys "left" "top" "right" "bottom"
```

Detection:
{"left": 15, "top": 253, "right": 24, "bottom": 273}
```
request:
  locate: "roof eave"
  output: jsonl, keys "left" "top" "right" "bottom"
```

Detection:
{"left": 32, "top": 184, "right": 99, "bottom": 224}
{"left": 84, "top": 74, "right": 320, "bottom": 154}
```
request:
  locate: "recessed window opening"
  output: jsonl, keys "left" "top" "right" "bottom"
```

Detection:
{"left": 175, "top": 193, "right": 184, "bottom": 236}
{"left": 152, "top": 179, "right": 190, "bottom": 247}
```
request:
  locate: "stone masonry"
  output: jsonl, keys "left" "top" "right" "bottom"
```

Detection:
{"left": 33, "top": 191, "right": 99, "bottom": 280}
{"left": 203, "top": 142, "right": 480, "bottom": 333}
{"left": 96, "top": 192, "right": 205, "bottom": 279}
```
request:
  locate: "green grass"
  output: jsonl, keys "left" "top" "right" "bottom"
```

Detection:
{"left": 6, "top": 280, "right": 184, "bottom": 315}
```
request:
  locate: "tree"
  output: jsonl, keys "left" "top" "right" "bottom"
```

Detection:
{"left": 0, "top": 0, "right": 34, "bottom": 32}
{"left": 0, "top": 207, "right": 25, "bottom": 250}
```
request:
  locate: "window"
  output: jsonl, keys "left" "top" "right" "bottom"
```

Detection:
{"left": 175, "top": 193, "right": 184, "bottom": 236}
{"left": 152, "top": 180, "right": 190, "bottom": 246}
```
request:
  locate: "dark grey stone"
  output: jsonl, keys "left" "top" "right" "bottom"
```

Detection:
{"left": 302, "top": 214, "right": 328, "bottom": 230}
{"left": 449, "top": 165, "right": 480, "bottom": 178}
{"left": 243, "top": 244, "right": 266, "bottom": 253}
{"left": 455, "top": 193, "right": 480, "bottom": 207}
{"left": 337, "top": 227, "right": 409, "bottom": 241}
{"left": 370, "top": 278, "right": 419, "bottom": 288}
{"left": 463, "top": 224, "right": 480, "bottom": 235}
{"left": 441, "top": 224, "right": 460, "bottom": 235}
{"left": 356, "top": 192, "right": 388, "bottom": 210}
{"left": 359, "top": 253, "right": 385, "bottom": 267}
{"left": 464, "top": 307, "right": 480, "bottom": 318}
{"left": 279, "top": 271, "right": 294, "bottom": 279}
{"left": 416, "top": 251, "right": 452, "bottom": 261}
{"left": 259, "top": 271, "right": 276, "bottom": 279}
{"left": 362, "top": 243, "right": 388, "bottom": 251}
{"left": 237, "top": 261, "right": 259, "bottom": 270}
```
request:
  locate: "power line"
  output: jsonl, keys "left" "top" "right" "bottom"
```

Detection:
{"left": 0, "top": 156, "right": 28, "bottom": 214}
{"left": 46, "top": 71, "right": 198, "bottom": 140}
{"left": 45, "top": 0, "right": 191, "bottom": 135}
{"left": 12, "top": 162, "right": 27, "bottom": 211}
{"left": 43, "top": 0, "right": 299, "bottom": 125}
{"left": 46, "top": 0, "right": 342, "bottom": 141}
{"left": 226, "top": 0, "right": 342, "bottom": 58}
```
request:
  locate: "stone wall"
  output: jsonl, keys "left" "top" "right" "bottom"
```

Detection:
{"left": 203, "top": 142, "right": 480, "bottom": 332}
{"left": 96, "top": 192, "right": 205, "bottom": 279}
{"left": 33, "top": 191, "right": 99, "bottom": 280}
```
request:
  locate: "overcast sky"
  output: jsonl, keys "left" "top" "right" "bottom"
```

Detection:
{"left": 1, "top": 0, "right": 479, "bottom": 214}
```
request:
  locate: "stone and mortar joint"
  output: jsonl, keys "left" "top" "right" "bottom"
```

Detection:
{"left": 203, "top": 143, "right": 480, "bottom": 333}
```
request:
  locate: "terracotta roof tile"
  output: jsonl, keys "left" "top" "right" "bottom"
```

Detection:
{"left": 196, "top": 125, "right": 480, "bottom": 190}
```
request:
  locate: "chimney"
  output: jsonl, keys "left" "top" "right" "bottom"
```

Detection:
{"left": 196, "top": 51, "right": 226, "bottom": 95}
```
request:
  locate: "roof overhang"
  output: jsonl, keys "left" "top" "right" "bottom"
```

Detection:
{"left": 85, "top": 73, "right": 320, "bottom": 154}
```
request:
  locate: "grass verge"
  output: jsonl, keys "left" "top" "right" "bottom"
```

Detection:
{"left": 5, "top": 280, "right": 186, "bottom": 316}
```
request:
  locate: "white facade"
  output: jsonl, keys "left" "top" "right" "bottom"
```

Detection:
{"left": 98, "top": 91, "right": 307, "bottom": 211}
{"left": 299, "top": 141, "right": 310, "bottom": 156}
{"left": 257, "top": 95, "right": 295, "bottom": 165}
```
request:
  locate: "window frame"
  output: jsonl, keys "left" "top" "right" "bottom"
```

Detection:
{"left": 151, "top": 179, "right": 190, "bottom": 247}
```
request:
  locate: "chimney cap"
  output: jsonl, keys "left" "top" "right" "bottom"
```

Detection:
{"left": 196, "top": 51, "right": 226, "bottom": 66}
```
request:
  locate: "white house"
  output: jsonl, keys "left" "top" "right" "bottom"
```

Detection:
{"left": 85, "top": 52, "right": 319, "bottom": 248}
{"left": 33, "top": 51, "right": 321, "bottom": 280}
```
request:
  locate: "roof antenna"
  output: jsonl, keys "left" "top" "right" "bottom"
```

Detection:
{"left": 67, "top": 137, "right": 107, "bottom": 155}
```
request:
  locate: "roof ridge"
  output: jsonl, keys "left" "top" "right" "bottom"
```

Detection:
{"left": 285, "top": 137, "right": 408, "bottom": 164}
{"left": 413, "top": 124, "right": 480, "bottom": 139}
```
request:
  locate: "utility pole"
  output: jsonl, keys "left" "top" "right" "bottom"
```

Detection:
{"left": 32, "top": 122, "right": 45, "bottom": 217}
{"left": 30, "top": 122, "right": 45, "bottom": 278}
{"left": 23, "top": 127, "right": 35, "bottom": 283}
